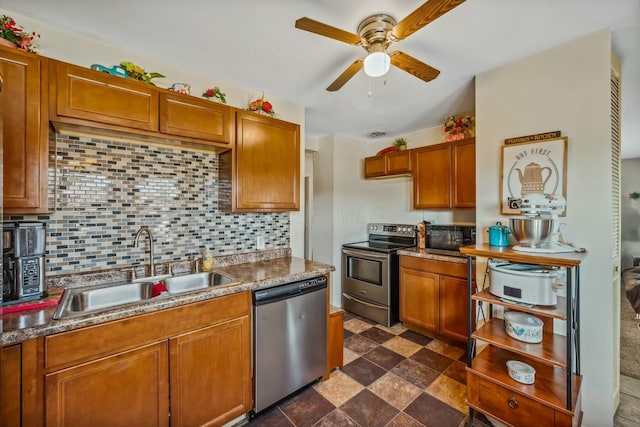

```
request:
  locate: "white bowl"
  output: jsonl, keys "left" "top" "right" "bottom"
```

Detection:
{"left": 504, "top": 311, "right": 543, "bottom": 343}
{"left": 506, "top": 360, "right": 536, "bottom": 384}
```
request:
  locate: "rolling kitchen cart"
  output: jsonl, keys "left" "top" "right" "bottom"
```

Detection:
{"left": 460, "top": 244, "right": 586, "bottom": 427}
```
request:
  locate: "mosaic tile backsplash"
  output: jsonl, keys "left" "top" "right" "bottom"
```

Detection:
{"left": 6, "top": 134, "right": 290, "bottom": 275}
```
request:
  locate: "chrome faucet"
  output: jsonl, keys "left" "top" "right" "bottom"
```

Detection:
{"left": 133, "top": 226, "right": 155, "bottom": 277}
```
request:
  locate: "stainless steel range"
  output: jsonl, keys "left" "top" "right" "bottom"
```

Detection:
{"left": 341, "top": 223, "right": 416, "bottom": 326}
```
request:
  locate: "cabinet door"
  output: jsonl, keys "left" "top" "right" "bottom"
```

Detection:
{"left": 439, "top": 276, "right": 473, "bottom": 342}
{"left": 413, "top": 143, "right": 451, "bottom": 208}
{"left": 1, "top": 344, "right": 21, "bottom": 427}
{"left": 159, "top": 93, "right": 232, "bottom": 144}
{"left": 452, "top": 138, "right": 475, "bottom": 207}
{"left": 54, "top": 61, "right": 159, "bottom": 131}
{"left": 1, "top": 47, "right": 49, "bottom": 214}
{"left": 45, "top": 341, "right": 169, "bottom": 427}
{"left": 386, "top": 150, "right": 412, "bottom": 175}
{"left": 169, "top": 316, "right": 251, "bottom": 427}
{"left": 364, "top": 155, "right": 386, "bottom": 178}
{"left": 400, "top": 265, "right": 439, "bottom": 333}
{"left": 234, "top": 111, "right": 300, "bottom": 211}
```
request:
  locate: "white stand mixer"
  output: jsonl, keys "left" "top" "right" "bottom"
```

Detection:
{"left": 512, "top": 193, "right": 575, "bottom": 253}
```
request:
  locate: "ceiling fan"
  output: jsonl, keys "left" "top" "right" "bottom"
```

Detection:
{"left": 295, "top": 0, "right": 466, "bottom": 91}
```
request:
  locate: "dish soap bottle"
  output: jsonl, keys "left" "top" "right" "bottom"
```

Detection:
{"left": 202, "top": 249, "right": 215, "bottom": 271}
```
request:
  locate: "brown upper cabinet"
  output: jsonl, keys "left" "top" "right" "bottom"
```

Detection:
{"left": 159, "top": 92, "right": 232, "bottom": 145}
{"left": 1, "top": 46, "right": 49, "bottom": 214}
{"left": 364, "top": 150, "right": 412, "bottom": 178}
{"left": 413, "top": 137, "right": 475, "bottom": 209}
{"left": 51, "top": 60, "right": 159, "bottom": 131}
{"left": 220, "top": 111, "right": 300, "bottom": 212}
{"left": 49, "top": 60, "right": 231, "bottom": 152}
{"left": 451, "top": 137, "right": 476, "bottom": 207}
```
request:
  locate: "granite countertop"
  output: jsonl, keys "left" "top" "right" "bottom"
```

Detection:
{"left": 397, "top": 247, "right": 472, "bottom": 264}
{"left": 2, "top": 256, "right": 334, "bottom": 345}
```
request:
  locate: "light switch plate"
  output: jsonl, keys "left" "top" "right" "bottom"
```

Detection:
{"left": 257, "top": 235, "right": 265, "bottom": 250}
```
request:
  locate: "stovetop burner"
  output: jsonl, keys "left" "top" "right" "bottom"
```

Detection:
{"left": 342, "top": 223, "right": 417, "bottom": 253}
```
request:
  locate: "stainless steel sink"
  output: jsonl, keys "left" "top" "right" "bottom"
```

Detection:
{"left": 161, "top": 271, "right": 238, "bottom": 294}
{"left": 53, "top": 281, "right": 155, "bottom": 319}
{"left": 53, "top": 271, "right": 239, "bottom": 319}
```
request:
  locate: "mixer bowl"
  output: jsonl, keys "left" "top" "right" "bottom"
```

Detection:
{"left": 509, "top": 217, "right": 556, "bottom": 247}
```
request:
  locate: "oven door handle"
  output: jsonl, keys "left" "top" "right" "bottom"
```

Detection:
{"left": 342, "top": 248, "right": 388, "bottom": 260}
{"left": 342, "top": 293, "right": 386, "bottom": 309}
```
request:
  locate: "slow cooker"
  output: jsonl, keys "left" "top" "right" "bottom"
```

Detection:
{"left": 488, "top": 259, "right": 563, "bottom": 306}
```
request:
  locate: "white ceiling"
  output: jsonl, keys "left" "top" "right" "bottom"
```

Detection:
{"left": 5, "top": 0, "right": 640, "bottom": 157}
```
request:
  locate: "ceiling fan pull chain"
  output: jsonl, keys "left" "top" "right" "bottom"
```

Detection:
{"left": 368, "top": 77, "right": 372, "bottom": 97}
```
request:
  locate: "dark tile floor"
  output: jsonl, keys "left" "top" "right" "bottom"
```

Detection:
{"left": 249, "top": 312, "right": 492, "bottom": 427}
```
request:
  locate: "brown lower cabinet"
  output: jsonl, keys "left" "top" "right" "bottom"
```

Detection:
{"left": 169, "top": 317, "right": 251, "bottom": 427}
{"left": 326, "top": 307, "right": 345, "bottom": 377}
{"left": 0, "top": 339, "right": 40, "bottom": 426}
{"left": 399, "top": 255, "right": 475, "bottom": 343}
{"left": 1, "top": 344, "right": 22, "bottom": 426}
{"left": 45, "top": 341, "right": 170, "bottom": 427}
{"left": 40, "top": 291, "right": 252, "bottom": 427}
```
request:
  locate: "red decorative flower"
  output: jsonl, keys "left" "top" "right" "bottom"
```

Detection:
{"left": 247, "top": 94, "right": 276, "bottom": 117}
{"left": 0, "top": 15, "right": 39, "bottom": 53}
{"left": 201, "top": 86, "right": 226, "bottom": 103}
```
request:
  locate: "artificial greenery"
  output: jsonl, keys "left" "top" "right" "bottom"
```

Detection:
{"left": 119, "top": 61, "right": 165, "bottom": 85}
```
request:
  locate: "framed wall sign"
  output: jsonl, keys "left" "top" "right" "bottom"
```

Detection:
{"left": 500, "top": 136, "right": 567, "bottom": 214}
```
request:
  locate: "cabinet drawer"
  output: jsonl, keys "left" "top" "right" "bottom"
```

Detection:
{"left": 400, "top": 255, "right": 469, "bottom": 278}
{"left": 468, "top": 374, "right": 554, "bottom": 427}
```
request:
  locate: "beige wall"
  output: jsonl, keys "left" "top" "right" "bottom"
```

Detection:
{"left": 476, "top": 30, "right": 616, "bottom": 426}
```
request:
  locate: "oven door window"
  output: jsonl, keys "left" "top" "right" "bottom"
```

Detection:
{"left": 347, "top": 256, "right": 382, "bottom": 286}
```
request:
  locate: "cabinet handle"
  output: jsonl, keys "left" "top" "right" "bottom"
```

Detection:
{"left": 507, "top": 397, "right": 519, "bottom": 409}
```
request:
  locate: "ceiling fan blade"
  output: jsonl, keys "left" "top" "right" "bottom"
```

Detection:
{"left": 326, "top": 59, "right": 364, "bottom": 91}
{"left": 295, "top": 17, "right": 362, "bottom": 45}
{"left": 390, "top": 51, "right": 440, "bottom": 83}
{"left": 391, "top": 0, "right": 466, "bottom": 40}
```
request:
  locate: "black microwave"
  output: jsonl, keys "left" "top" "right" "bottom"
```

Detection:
{"left": 425, "top": 224, "right": 476, "bottom": 251}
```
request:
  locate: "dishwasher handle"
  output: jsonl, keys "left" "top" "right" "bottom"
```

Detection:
{"left": 253, "top": 276, "right": 327, "bottom": 305}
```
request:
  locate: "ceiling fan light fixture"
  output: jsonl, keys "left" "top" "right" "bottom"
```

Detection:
{"left": 363, "top": 43, "right": 390, "bottom": 77}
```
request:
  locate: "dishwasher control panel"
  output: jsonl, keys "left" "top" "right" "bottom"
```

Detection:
{"left": 253, "top": 276, "right": 327, "bottom": 305}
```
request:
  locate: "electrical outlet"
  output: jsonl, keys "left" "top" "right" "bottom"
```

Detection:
{"left": 256, "top": 235, "right": 265, "bottom": 250}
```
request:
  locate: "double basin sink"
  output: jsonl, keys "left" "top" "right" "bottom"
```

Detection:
{"left": 53, "top": 271, "right": 238, "bottom": 319}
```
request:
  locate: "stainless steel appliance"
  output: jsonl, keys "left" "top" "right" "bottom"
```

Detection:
{"left": 489, "top": 259, "right": 564, "bottom": 306}
{"left": 342, "top": 223, "right": 416, "bottom": 326}
{"left": 510, "top": 193, "right": 574, "bottom": 253}
{"left": 3, "top": 221, "right": 47, "bottom": 304}
{"left": 252, "top": 276, "right": 327, "bottom": 415}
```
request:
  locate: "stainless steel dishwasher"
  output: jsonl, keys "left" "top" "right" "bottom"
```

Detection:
{"left": 252, "top": 276, "right": 327, "bottom": 415}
